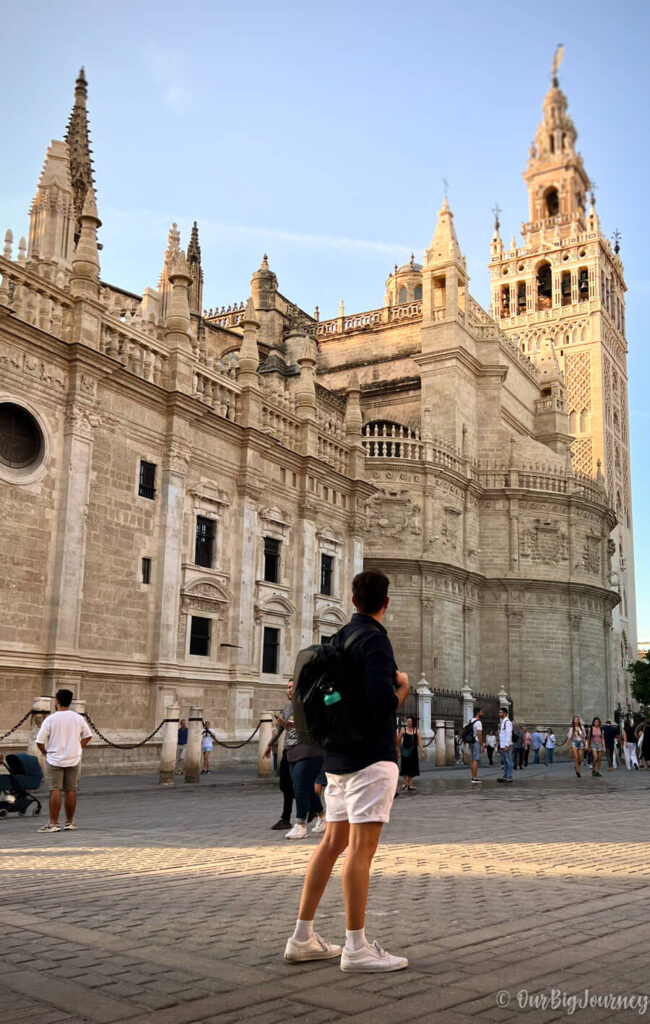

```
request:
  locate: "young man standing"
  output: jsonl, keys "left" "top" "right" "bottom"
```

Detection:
{"left": 263, "top": 678, "right": 296, "bottom": 830}
{"left": 470, "top": 707, "right": 484, "bottom": 784}
{"left": 36, "top": 689, "right": 92, "bottom": 832}
{"left": 284, "top": 570, "right": 409, "bottom": 972}
{"left": 497, "top": 708, "right": 513, "bottom": 783}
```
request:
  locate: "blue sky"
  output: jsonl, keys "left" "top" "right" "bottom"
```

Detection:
{"left": 2, "top": 0, "right": 649, "bottom": 635}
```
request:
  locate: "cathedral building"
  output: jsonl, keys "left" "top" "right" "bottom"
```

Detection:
{"left": 0, "top": 65, "right": 634, "bottom": 769}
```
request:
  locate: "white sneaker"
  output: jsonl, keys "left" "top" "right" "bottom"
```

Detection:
{"left": 341, "top": 940, "right": 408, "bottom": 973}
{"left": 284, "top": 932, "right": 342, "bottom": 962}
{"left": 311, "top": 817, "right": 326, "bottom": 834}
{"left": 285, "top": 823, "right": 307, "bottom": 840}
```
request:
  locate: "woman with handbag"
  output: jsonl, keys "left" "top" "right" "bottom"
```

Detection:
{"left": 397, "top": 716, "right": 425, "bottom": 792}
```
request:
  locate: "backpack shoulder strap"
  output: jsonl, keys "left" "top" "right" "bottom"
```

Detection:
{"left": 338, "top": 624, "right": 379, "bottom": 652}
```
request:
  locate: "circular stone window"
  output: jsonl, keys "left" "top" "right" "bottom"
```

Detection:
{"left": 0, "top": 403, "right": 44, "bottom": 469}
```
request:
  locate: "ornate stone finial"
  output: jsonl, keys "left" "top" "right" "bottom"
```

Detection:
{"left": 510, "top": 235, "right": 516, "bottom": 250}
{"left": 596, "top": 458, "right": 604, "bottom": 483}
{"left": 551, "top": 43, "right": 564, "bottom": 87}
{"left": 71, "top": 184, "right": 102, "bottom": 292}
{"left": 348, "top": 370, "right": 360, "bottom": 391}
{"left": 509, "top": 434, "right": 517, "bottom": 468}
{"left": 492, "top": 203, "right": 501, "bottom": 232}
{"left": 3, "top": 230, "right": 13, "bottom": 259}
{"left": 261, "top": 253, "right": 269, "bottom": 269}
{"left": 338, "top": 299, "right": 345, "bottom": 317}
{"left": 313, "top": 305, "right": 319, "bottom": 321}
{"left": 188, "top": 221, "right": 201, "bottom": 262}
{"left": 409, "top": 252, "right": 415, "bottom": 267}
{"left": 65, "top": 66, "right": 94, "bottom": 239}
{"left": 612, "top": 229, "right": 621, "bottom": 255}
{"left": 18, "top": 237, "right": 26, "bottom": 263}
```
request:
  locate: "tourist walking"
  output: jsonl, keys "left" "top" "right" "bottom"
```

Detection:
{"left": 201, "top": 720, "right": 216, "bottom": 773}
{"left": 485, "top": 730, "right": 497, "bottom": 766}
{"left": 621, "top": 719, "right": 639, "bottom": 771}
{"left": 531, "top": 728, "right": 543, "bottom": 763}
{"left": 468, "top": 708, "right": 485, "bottom": 784}
{"left": 603, "top": 719, "right": 618, "bottom": 771}
{"left": 284, "top": 570, "right": 409, "bottom": 972}
{"left": 544, "top": 729, "right": 556, "bottom": 764}
{"left": 398, "top": 716, "right": 424, "bottom": 791}
{"left": 513, "top": 724, "right": 525, "bottom": 770}
{"left": 175, "top": 718, "right": 188, "bottom": 774}
{"left": 35, "top": 688, "right": 92, "bottom": 832}
{"left": 639, "top": 718, "right": 650, "bottom": 768}
{"left": 497, "top": 708, "right": 513, "bottom": 784}
{"left": 566, "top": 716, "right": 586, "bottom": 777}
{"left": 586, "top": 717, "right": 604, "bottom": 777}
{"left": 285, "top": 733, "right": 326, "bottom": 839}
{"left": 523, "top": 728, "right": 532, "bottom": 767}
{"left": 263, "top": 679, "right": 296, "bottom": 830}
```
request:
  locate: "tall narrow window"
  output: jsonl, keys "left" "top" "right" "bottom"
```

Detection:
{"left": 517, "top": 281, "right": 526, "bottom": 314}
{"left": 578, "top": 268, "right": 589, "bottom": 302}
{"left": 398, "top": 286, "right": 407, "bottom": 304}
{"left": 536, "top": 262, "right": 552, "bottom": 310}
{"left": 561, "top": 270, "right": 572, "bottom": 307}
{"left": 189, "top": 616, "right": 211, "bottom": 656}
{"left": 141, "top": 557, "right": 152, "bottom": 584}
{"left": 320, "top": 554, "right": 334, "bottom": 596}
{"left": 263, "top": 537, "right": 280, "bottom": 583}
{"left": 195, "top": 516, "right": 215, "bottom": 568}
{"left": 138, "top": 460, "right": 156, "bottom": 499}
{"left": 545, "top": 187, "right": 559, "bottom": 216}
{"left": 262, "top": 626, "right": 279, "bottom": 673}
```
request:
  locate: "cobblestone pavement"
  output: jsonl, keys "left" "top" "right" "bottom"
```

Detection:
{"left": 1, "top": 759, "right": 649, "bottom": 1024}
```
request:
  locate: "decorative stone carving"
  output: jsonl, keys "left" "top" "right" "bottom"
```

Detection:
{"left": 580, "top": 533, "right": 601, "bottom": 574}
{"left": 64, "top": 404, "right": 100, "bottom": 439}
{"left": 519, "top": 519, "right": 568, "bottom": 565}
{"left": 366, "top": 490, "right": 422, "bottom": 538}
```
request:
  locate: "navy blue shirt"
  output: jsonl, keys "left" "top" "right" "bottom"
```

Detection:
{"left": 323, "top": 613, "right": 399, "bottom": 775}
{"left": 177, "top": 727, "right": 188, "bottom": 746}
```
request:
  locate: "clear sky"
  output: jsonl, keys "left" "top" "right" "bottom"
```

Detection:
{"left": 2, "top": 0, "right": 648, "bottom": 635}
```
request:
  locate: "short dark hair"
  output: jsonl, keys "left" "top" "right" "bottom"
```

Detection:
{"left": 352, "top": 570, "right": 389, "bottom": 614}
{"left": 474, "top": 706, "right": 482, "bottom": 716}
{"left": 500, "top": 707, "right": 509, "bottom": 715}
{"left": 55, "top": 688, "right": 73, "bottom": 707}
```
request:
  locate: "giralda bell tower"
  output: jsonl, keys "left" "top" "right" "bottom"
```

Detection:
{"left": 488, "top": 48, "right": 636, "bottom": 708}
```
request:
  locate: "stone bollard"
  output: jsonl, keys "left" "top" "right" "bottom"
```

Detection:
{"left": 416, "top": 673, "right": 434, "bottom": 743}
{"left": 435, "top": 719, "right": 446, "bottom": 767}
{"left": 159, "top": 705, "right": 180, "bottom": 785}
{"left": 185, "top": 705, "right": 203, "bottom": 784}
{"left": 258, "top": 711, "right": 274, "bottom": 777}
{"left": 27, "top": 696, "right": 53, "bottom": 770}
{"left": 445, "top": 720, "right": 456, "bottom": 766}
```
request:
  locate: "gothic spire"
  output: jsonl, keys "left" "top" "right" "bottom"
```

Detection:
{"left": 64, "top": 67, "right": 94, "bottom": 243}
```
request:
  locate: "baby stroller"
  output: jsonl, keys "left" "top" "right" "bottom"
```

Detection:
{"left": 0, "top": 753, "right": 43, "bottom": 817}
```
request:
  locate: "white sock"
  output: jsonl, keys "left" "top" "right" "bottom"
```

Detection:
{"left": 292, "top": 919, "right": 314, "bottom": 942}
{"left": 345, "top": 927, "right": 366, "bottom": 951}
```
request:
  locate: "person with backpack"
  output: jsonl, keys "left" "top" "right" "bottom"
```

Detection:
{"left": 284, "top": 570, "right": 409, "bottom": 972}
{"left": 462, "top": 707, "right": 484, "bottom": 784}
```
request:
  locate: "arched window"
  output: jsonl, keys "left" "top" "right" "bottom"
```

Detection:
{"left": 517, "top": 281, "right": 526, "bottom": 314}
{"left": 579, "top": 409, "right": 589, "bottom": 432}
{"left": 536, "top": 261, "right": 552, "bottom": 310}
{"left": 414, "top": 285, "right": 422, "bottom": 301}
{"left": 501, "top": 285, "right": 510, "bottom": 317}
{"left": 569, "top": 411, "right": 577, "bottom": 433}
{"left": 398, "top": 286, "right": 407, "bottom": 304}
{"left": 549, "top": 135, "right": 555, "bottom": 154}
{"left": 544, "top": 187, "right": 559, "bottom": 217}
{"left": 578, "top": 267, "right": 589, "bottom": 302}
{"left": 561, "top": 270, "right": 571, "bottom": 307}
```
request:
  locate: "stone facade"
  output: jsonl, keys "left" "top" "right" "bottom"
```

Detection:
{"left": 0, "top": 67, "right": 633, "bottom": 768}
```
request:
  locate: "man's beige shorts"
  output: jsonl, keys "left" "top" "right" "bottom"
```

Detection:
{"left": 46, "top": 763, "right": 81, "bottom": 792}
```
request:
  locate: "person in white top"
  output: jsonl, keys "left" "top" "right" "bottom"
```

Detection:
{"left": 36, "top": 689, "right": 92, "bottom": 833}
{"left": 497, "top": 708, "right": 514, "bottom": 783}
{"left": 470, "top": 708, "right": 485, "bottom": 784}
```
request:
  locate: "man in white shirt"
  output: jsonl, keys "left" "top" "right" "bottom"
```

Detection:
{"left": 36, "top": 689, "right": 92, "bottom": 833}
{"left": 497, "top": 708, "right": 513, "bottom": 784}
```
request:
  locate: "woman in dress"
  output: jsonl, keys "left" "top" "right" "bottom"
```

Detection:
{"left": 566, "top": 716, "right": 586, "bottom": 777}
{"left": 398, "top": 716, "right": 425, "bottom": 792}
{"left": 586, "top": 717, "right": 604, "bottom": 777}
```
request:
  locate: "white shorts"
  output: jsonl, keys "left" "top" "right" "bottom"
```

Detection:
{"left": 325, "top": 761, "right": 399, "bottom": 824}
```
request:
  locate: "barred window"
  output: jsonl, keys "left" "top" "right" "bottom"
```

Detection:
{"left": 262, "top": 627, "right": 279, "bottom": 674}
{"left": 320, "top": 554, "right": 333, "bottom": 596}
{"left": 189, "top": 616, "right": 210, "bottom": 656}
{"left": 195, "top": 516, "right": 215, "bottom": 568}
{"left": 264, "top": 537, "right": 280, "bottom": 583}
{"left": 138, "top": 460, "right": 156, "bottom": 499}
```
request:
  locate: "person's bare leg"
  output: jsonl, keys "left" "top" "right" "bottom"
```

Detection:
{"left": 64, "top": 791, "right": 77, "bottom": 823}
{"left": 297, "top": 821, "right": 349, "bottom": 921}
{"left": 49, "top": 788, "right": 61, "bottom": 825}
{"left": 341, "top": 822, "right": 383, "bottom": 930}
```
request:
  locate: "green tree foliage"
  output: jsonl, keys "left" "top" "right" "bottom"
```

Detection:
{"left": 628, "top": 651, "right": 650, "bottom": 708}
